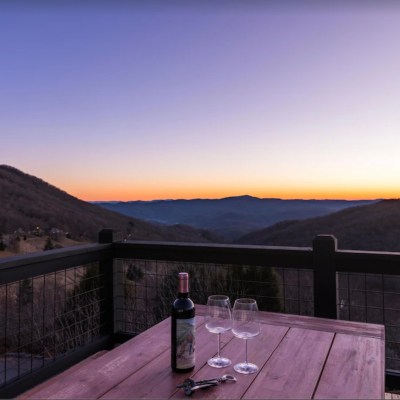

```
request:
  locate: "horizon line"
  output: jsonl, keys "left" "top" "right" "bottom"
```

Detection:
{"left": 89, "top": 195, "right": 386, "bottom": 203}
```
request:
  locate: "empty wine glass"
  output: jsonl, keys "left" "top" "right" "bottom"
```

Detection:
{"left": 232, "top": 298, "right": 260, "bottom": 374}
{"left": 205, "top": 295, "right": 232, "bottom": 368}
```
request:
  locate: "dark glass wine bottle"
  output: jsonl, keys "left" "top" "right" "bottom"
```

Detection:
{"left": 171, "top": 272, "right": 196, "bottom": 372}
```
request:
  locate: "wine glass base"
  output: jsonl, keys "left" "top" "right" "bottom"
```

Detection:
{"left": 207, "top": 356, "right": 232, "bottom": 368}
{"left": 234, "top": 362, "right": 259, "bottom": 374}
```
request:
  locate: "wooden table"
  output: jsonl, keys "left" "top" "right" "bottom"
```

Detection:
{"left": 20, "top": 306, "right": 385, "bottom": 399}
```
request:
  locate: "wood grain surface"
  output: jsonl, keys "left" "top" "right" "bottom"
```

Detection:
{"left": 19, "top": 307, "right": 385, "bottom": 399}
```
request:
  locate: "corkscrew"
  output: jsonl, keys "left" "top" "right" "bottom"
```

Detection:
{"left": 176, "top": 374, "right": 236, "bottom": 396}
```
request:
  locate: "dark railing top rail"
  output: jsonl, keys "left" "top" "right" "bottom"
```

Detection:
{"left": 113, "top": 240, "right": 314, "bottom": 268}
{"left": 2, "top": 238, "right": 398, "bottom": 282}
{"left": 336, "top": 249, "right": 400, "bottom": 275}
{"left": 0, "top": 243, "right": 113, "bottom": 285}
{"left": 113, "top": 238, "right": 400, "bottom": 275}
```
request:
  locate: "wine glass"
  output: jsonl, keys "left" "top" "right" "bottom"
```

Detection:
{"left": 232, "top": 298, "right": 260, "bottom": 374}
{"left": 205, "top": 295, "right": 232, "bottom": 368}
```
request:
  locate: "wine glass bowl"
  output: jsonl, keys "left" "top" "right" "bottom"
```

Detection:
{"left": 232, "top": 298, "right": 260, "bottom": 374}
{"left": 205, "top": 295, "right": 232, "bottom": 368}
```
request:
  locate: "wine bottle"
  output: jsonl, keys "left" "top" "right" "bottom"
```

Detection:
{"left": 171, "top": 272, "right": 196, "bottom": 372}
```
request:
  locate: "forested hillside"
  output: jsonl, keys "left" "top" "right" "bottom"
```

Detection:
{"left": 0, "top": 165, "right": 220, "bottom": 244}
{"left": 236, "top": 199, "right": 400, "bottom": 251}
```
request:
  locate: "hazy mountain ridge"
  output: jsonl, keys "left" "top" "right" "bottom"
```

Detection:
{"left": 235, "top": 199, "right": 400, "bottom": 251}
{"left": 96, "top": 196, "right": 377, "bottom": 241}
{"left": 0, "top": 165, "right": 221, "bottom": 244}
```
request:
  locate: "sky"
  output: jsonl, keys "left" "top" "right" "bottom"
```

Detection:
{"left": 1, "top": 1, "right": 399, "bottom": 201}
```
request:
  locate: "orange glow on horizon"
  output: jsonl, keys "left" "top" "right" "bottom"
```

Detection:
{"left": 68, "top": 183, "right": 398, "bottom": 202}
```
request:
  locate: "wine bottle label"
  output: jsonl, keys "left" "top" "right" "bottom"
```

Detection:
{"left": 176, "top": 317, "right": 196, "bottom": 369}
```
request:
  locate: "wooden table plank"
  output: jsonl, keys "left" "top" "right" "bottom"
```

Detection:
{"left": 22, "top": 317, "right": 172, "bottom": 399}
{"left": 314, "top": 333, "right": 385, "bottom": 399}
{"left": 258, "top": 312, "right": 384, "bottom": 339}
{"left": 101, "top": 320, "right": 216, "bottom": 399}
{"left": 197, "top": 305, "right": 384, "bottom": 338}
{"left": 171, "top": 324, "right": 289, "bottom": 399}
{"left": 18, "top": 350, "right": 108, "bottom": 400}
{"left": 243, "top": 327, "right": 334, "bottom": 399}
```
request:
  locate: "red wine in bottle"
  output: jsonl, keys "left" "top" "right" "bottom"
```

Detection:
{"left": 171, "top": 272, "right": 196, "bottom": 372}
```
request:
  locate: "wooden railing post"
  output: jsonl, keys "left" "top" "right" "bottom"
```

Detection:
{"left": 98, "top": 228, "right": 124, "bottom": 244}
{"left": 313, "top": 235, "right": 338, "bottom": 319}
{"left": 98, "top": 229, "right": 119, "bottom": 340}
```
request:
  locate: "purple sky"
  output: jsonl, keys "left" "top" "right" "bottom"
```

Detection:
{"left": 1, "top": 1, "right": 399, "bottom": 200}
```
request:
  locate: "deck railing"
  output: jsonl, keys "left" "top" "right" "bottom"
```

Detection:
{"left": 0, "top": 229, "right": 399, "bottom": 397}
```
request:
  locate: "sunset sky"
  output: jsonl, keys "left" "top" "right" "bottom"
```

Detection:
{"left": 1, "top": 1, "right": 399, "bottom": 201}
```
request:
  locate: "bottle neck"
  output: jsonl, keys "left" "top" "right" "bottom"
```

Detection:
{"left": 178, "top": 272, "right": 189, "bottom": 294}
{"left": 178, "top": 291, "right": 189, "bottom": 298}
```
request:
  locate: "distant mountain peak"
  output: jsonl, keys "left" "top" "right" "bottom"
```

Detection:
{"left": 222, "top": 195, "right": 260, "bottom": 201}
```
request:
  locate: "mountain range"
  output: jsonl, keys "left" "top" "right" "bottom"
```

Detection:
{"left": 1, "top": 165, "right": 399, "bottom": 252}
{"left": 96, "top": 196, "right": 376, "bottom": 241}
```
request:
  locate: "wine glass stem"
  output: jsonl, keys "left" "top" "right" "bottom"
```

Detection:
{"left": 245, "top": 339, "right": 248, "bottom": 364}
{"left": 217, "top": 333, "right": 221, "bottom": 357}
